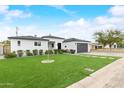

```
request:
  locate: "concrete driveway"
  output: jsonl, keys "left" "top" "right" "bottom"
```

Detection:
{"left": 68, "top": 53, "right": 124, "bottom": 88}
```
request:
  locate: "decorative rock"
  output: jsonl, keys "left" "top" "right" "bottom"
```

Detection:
{"left": 41, "top": 60, "right": 55, "bottom": 63}
{"left": 84, "top": 68, "right": 94, "bottom": 72}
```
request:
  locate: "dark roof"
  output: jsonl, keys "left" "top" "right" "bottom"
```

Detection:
{"left": 42, "top": 35, "right": 64, "bottom": 39}
{"left": 8, "top": 36, "right": 49, "bottom": 41}
{"left": 63, "top": 38, "right": 90, "bottom": 43}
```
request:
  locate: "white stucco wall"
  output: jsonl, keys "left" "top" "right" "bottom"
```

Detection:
{"left": 104, "top": 43, "right": 117, "bottom": 48}
{"left": 10, "top": 39, "right": 48, "bottom": 53}
{"left": 62, "top": 41, "right": 91, "bottom": 53}
{"left": 42, "top": 38, "right": 64, "bottom": 49}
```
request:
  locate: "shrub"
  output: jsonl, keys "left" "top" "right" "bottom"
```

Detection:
{"left": 54, "top": 49, "right": 58, "bottom": 54}
{"left": 70, "top": 49, "right": 76, "bottom": 54}
{"left": 17, "top": 50, "right": 23, "bottom": 57}
{"left": 45, "top": 50, "right": 53, "bottom": 54}
{"left": 26, "top": 50, "right": 33, "bottom": 56}
{"left": 32, "top": 49, "right": 38, "bottom": 56}
{"left": 58, "top": 50, "right": 63, "bottom": 54}
{"left": 39, "top": 50, "right": 43, "bottom": 55}
{"left": 4, "top": 53, "right": 17, "bottom": 58}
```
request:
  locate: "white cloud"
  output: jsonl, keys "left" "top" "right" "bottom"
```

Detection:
{"left": 0, "top": 5, "right": 31, "bottom": 21}
{"left": 0, "top": 5, "right": 8, "bottom": 13}
{"left": 58, "top": 6, "right": 124, "bottom": 42}
{"left": 109, "top": 5, "right": 124, "bottom": 16}
{"left": 49, "top": 5, "right": 76, "bottom": 17}
{"left": 0, "top": 25, "right": 49, "bottom": 40}
{"left": 1, "top": 5, "right": 124, "bottom": 42}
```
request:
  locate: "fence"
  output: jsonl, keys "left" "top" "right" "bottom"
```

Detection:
{"left": 3, "top": 44, "right": 11, "bottom": 54}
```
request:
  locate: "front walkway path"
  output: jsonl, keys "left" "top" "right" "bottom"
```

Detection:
{"left": 82, "top": 52, "right": 124, "bottom": 57}
{"left": 0, "top": 55, "right": 4, "bottom": 59}
{"left": 67, "top": 57, "right": 124, "bottom": 88}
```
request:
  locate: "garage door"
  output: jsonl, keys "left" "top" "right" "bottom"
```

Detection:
{"left": 77, "top": 43, "right": 88, "bottom": 53}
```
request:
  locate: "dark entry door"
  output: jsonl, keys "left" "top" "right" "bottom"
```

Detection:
{"left": 77, "top": 43, "right": 88, "bottom": 53}
{"left": 58, "top": 43, "right": 61, "bottom": 50}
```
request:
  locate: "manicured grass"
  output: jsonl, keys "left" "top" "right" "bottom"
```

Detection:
{"left": 0, "top": 54, "right": 120, "bottom": 88}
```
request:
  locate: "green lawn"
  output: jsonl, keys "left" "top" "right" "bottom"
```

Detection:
{"left": 0, "top": 54, "right": 120, "bottom": 88}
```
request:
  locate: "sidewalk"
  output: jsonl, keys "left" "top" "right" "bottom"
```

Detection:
{"left": 82, "top": 52, "right": 124, "bottom": 57}
{"left": 67, "top": 57, "right": 124, "bottom": 88}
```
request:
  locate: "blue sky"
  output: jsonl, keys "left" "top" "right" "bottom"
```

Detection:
{"left": 0, "top": 5, "right": 124, "bottom": 42}
{"left": 8, "top": 5, "right": 111, "bottom": 24}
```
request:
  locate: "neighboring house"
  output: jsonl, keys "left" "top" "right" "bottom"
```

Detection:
{"left": 8, "top": 36, "right": 49, "bottom": 54}
{"left": 8, "top": 35, "right": 91, "bottom": 54}
{"left": 62, "top": 38, "right": 91, "bottom": 53}
{"left": 42, "top": 35, "right": 64, "bottom": 50}
{"left": 94, "top": 43, "right": 117, "bottom": 49}
{"left": 104, "top": 43, "right": 117, "bottom": 48}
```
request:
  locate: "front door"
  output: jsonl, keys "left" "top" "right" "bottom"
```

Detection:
{"left": 57, "top": 43, "right": 61, "bottom": 50}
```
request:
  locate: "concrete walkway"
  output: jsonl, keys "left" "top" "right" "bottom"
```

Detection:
{"left": 67, "top": 57, "right": 124, "bottom": 88}
{"left": 82, "top": 52, "right": 124, "bottom": 57}
{"left": 0, "top": 55, "right": 4, "bottom": 59}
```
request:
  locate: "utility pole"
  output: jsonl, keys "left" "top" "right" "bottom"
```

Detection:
{"left": 16, "top": 26, "right": 19, "bottom": 36}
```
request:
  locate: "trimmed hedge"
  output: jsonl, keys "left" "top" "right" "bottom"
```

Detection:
{"left": 45, "top": 50, "right": 53, "bottom": 54}
{"left": 58, "top": 50, "right": 63, "bottom": 54}
{"left": 4, "top": 53, "right": 17, "bottom": 58}
{"left": 70, "top": 49, "right": 76, "bottom": 54}
{"left": 26, "top": 50, "right": 33, "bottom": 56}
{"left": 54, "top": 49, "right": 58, "bottom": 54}
{"left": 39, "top": 50, "right": 43, "bottom": 55}
{"left": 17, "top": 50, "right": 23, "bottom": 57}
{"left": 32, "top": 49, "right": 38, "bottom": 56}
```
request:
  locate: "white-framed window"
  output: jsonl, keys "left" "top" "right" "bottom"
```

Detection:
{"left": 34, "top": 41, "right": 41, "bottom": 46}
{"left": 17, "top": 41, "right": 21, "bottom": 46}
{"left": 38, "top": 42, "right": 41, "bottom": 46}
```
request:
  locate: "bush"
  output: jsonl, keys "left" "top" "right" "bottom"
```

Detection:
{"left": 58, "top": 50, "right": 63, "bottom": 54}
{"left": 17, "top": 50, "right": 23, "bottom": 57}
{"left": 4, "top": 53, "right": 17, "bottom": 58}
{"left": 39, "top": 50, "right": 43, "bottom": 55}
{"left": 54, "top": 49, "right": 58, "bottom": 54}
{"left": 26, "top": 50, "right": 33, "bottom": 56}
{"left": 45, "top": 50, "right": 53, "bottom": 54}
{"left": 32, "top": 49, "right": 38, "bottom": 56}
{"left": 70, "top": 49, "right": 76, "bottom": 54}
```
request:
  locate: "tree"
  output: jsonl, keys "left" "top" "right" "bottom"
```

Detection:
{"left": 2, "top": 40, "right": 10, "bottom": 44}
{"left": 94, "top": 31, "right": 108, "bottom": 47}
{"left": 94, "top": 29, "right": 123, "bottom": 48}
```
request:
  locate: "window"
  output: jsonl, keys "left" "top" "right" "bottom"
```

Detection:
{"left": 65, "top": 46, "right": 67, "bottom": 48}
{"left": 38, "top": 42, "right": 41, "bottom": 46}
{"left": 17, "top": 41, "right": 21, "bottom": 46}
{"left": 34, "top": 42, "right": 37, "bottom": 46}
{"left": 52, "top": 43, "right": 54, "bottom": 48}
{"left": 34, "top": 42, "right": 41, "bottom": 46}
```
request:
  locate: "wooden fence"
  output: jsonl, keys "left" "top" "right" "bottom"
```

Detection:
{"left": 3, "top": 44, "right": 11, "bottom": 54}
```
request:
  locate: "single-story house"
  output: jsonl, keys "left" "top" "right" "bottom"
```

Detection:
{"left": 62, "top": 38, "right": 91, "bottom": 53}
{"left": 8, "top": 36, "right": 49, "bottom": 53}
{"left": 42, "top": 35, "right": 64, "bottom": 50}
{"left": 93, "top": 42, "right": 117, "bottom": 49}
{"left": 8, "top": 35, "right": 91, "bottom": 54}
